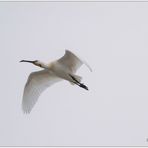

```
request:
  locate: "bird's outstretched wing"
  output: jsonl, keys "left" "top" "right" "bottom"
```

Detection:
{"left": 22, "top": 70, "right": 61, "bottom": 113}
{"left": 58, "top": 50, "right": 92, "bottom": 73}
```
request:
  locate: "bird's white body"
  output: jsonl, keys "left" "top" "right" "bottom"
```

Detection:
{"left": 21, "top": 50, "right": 92, "bottom": 113}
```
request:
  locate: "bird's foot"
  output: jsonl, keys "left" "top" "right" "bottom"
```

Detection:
{"left": 79, "top": 83, "right": 89, "bottom": 90}
{"left": 69, "top": 74, "right": 89, "bottom": 91}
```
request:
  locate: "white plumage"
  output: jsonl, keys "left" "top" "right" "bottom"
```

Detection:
{"left": 20, "top": 50, "right": 92, "bottom": 113}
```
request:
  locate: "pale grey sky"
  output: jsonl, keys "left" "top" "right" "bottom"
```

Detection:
{"left": 0, "top": 2, "right": 148, "bottom": 146}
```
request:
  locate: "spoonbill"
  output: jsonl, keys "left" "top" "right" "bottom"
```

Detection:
{"left": 20, "top": 50, "right": 92, "bottom": 113}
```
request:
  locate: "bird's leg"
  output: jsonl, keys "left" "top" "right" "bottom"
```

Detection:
{"left": 69, "top": 74, "right": 89, "bottom": 90}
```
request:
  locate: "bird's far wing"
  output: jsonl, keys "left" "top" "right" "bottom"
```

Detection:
{"left": 22, "top": 70, "right": 61, "bottom": 113}
{"left": 58, "top": 50, "right": 92, "bottom": 73}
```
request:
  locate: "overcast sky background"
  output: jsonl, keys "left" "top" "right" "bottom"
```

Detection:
{"left": 0, "top": 2, "right": 148, "bottom": 146}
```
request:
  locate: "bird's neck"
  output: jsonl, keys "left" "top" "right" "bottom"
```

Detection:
{"left": 41, "top": 63, "right": 49, "bottom": 69}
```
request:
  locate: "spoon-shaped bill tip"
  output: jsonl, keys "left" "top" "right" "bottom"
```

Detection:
{"left": 20, "top": 60, "right": 25, "bottom": 62}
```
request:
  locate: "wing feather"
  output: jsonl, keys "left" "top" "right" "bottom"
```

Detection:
{"left": 22, "top": 70, "right": 61, "bottom": 113}
{"left": 58, "top": 50, "right": 92, "bottom": 73}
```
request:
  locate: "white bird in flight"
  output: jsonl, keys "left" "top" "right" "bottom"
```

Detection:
{"left": 20, "top": 50, "right": 92, "bottom": 113}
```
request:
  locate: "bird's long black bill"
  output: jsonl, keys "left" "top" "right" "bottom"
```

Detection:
{"left": 20, "top": 60, "right": 37, "bottom": 63}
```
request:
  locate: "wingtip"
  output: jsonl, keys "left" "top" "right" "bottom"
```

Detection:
{"left": 22, "top": 109, "right": 31, "bottom": 114}
{"left": 90, "top": 68, "right": 93, "bottom": 72}
{"left": 22, "top": 104, "right": 31, "bottom": 114}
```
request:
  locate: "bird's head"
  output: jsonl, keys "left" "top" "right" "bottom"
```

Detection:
{"left": 20, "top": 60, "right": 46, "bottom": 68}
